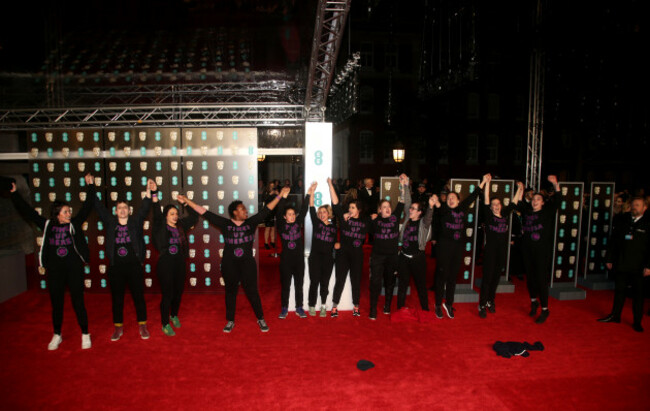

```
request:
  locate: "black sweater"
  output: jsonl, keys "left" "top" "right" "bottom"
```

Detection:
{"left": 152, "top": 202, "right": 198, "bottom": 258}
{"left": 203, "top": 206, "right": 270, "bottom": 259}
{"left": 332, "top": 203, "right": 371, "bottom": 250}
{"left": 11, "top": 184, "right": 95, "bottom": 269}
{"left": 94, "top": 196, "right": 152, "bottom": 265}
{"left": 434, "top": 188, "right": 481, "bottom": 243}
{"left": 370, "top": 202, "right": 404, "bottom": 255}
{"left": 276, "top": 196, "right": 309, "bottom": 256}
{"left": 309, "top": 206, "right": 337, "bottom": 254}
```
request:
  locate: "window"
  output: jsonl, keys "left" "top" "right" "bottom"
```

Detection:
{"left": 360, "top": 85, "right": 375, "bottom": 114}
{"left": 360, "top": 42, "right": 374, "bottom": 71}
{"left": 467, "top": 93, "right": 480, "bottom": 119}
{"left": 385, "top": 43, "right": 398, "bottom": 71}
{"left": 359, "top": 131, "right": 374, "bottom": 163}
{"left": 487, "top": 93, "right": 500, "bottom": 120}
{"left": 466, "top": 134, "right": 478, "bottom": 164}
{"left": 486, "top": 134, "right": 498, "bottom": 164}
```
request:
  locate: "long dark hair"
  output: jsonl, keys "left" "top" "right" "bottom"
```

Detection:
{"left": 49, "top": 201, "right": 69, "bottom": 220}
{"left": 162, "top": 204, "right": 178, "bottom": 219}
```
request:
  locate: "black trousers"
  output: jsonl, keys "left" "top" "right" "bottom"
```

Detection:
{"left": 479, "top": 243, "right": 508, "bottom": 306}
{"left": 369, "top": 253, "right": 397, "bottom": 312}
{"left": 332, "top": 247, "right": 363, "bottom": 306}
{"left": 521, "top": 245, "right": 551, "bottom": 308}
{"left": 397, "top": 252, "right": 429, "bottom": 310}
{"left": 221, "top": 256, "right": 264, "bottom": 321}
{"left": 108, "top": 261, "right": 147, "bottom": 324}
{"left": 308, "top": 250, "right": 334, "bottom": 307}
{"left": 156, "top": 254, "right": 186, "bottom": 326}
{"left": 280, "top": 253, "right": 305, "bottom": 308}
{"left": 434, "top": 240, "right": 464, "bottom": 306}
{"left": 48, "top": 258, "right": 89, "bottom": 335}
{"left": 611, "top": 270, "right": 645, "bottom": 325}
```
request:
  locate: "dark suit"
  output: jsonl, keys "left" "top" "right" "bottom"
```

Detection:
{"left": 358, "top": 186, "right": 378, "bottom": 216}
{"left": 606, "top": 211, "right": 650, "bottom": 326}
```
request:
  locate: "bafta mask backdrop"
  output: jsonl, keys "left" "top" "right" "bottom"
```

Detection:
{"left": 182, "top": 128, "right": 259, "bottom": 292}
{"left": 551, "top": 182, "right": 584, "bottom": 285}
{"left": 449, "top": 178, "right": 480, "bottom": 286}
{"left": 27, "top": 129, "right": 106, "bottom": 292}
{"left": 583, "top": 182, "right": 615, "bottom": 279}
{"left": 379, "top": 177, "right": 401, "bottom": 215}
{"left": 26, "top": 127, "right": 258, "bottom": 294}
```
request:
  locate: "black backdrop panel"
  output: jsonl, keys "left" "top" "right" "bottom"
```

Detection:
{"left": 583, "top": 182, "right": 615, "bottom": 277}
{"left": 449, "top": 179, "right": 480, "bottom": 285}
{"left": 551, "top": 182, "right": 584, "bottom": 285}
{"left": 379, "top": 177, "right": 401, "bottom": 214}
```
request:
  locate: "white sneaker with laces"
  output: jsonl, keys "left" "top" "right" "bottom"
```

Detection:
{"left": 81, "top": 333, "right": 92, "bottom": 349}
{"left": 48, "top": 334, "right": 62, "bottom": 351}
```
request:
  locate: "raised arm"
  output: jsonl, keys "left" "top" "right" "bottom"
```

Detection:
{"left": 72, "top": 174, "right": 96, "bottom": 225}
{"left": 484, "top": 174, "right": 492, "bottom": 205}
{"left": 512, "top": 181, "right": 524, "bottom": 205}
{"left": 298, "top": 185, "right": 314, "bottom": 225}
{"left": 10, "top": 182, "right": 47, "bottom": 229}
{"left": 545, "top": 175, "right": 561, "bottom": 211}
{"left": 327, "top": 177, "right": 339, "bottom": 205}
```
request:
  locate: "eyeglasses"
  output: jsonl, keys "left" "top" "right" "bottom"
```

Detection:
{"left": 409, "top": 206, "right": 420, "bottom": 211}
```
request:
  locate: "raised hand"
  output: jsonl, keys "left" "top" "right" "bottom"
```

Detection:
{"left": 517, "top": 181, "right": 525, "bottom": 190}
{"left": 371, "top": 213, "right": 378, "bottom": 220}
{"left": 308, "top": 181, "right": 318, "bottom": 194}
{"left": 429, "top": 194, "right": 436, "bottom": 208}
{"left": 280, "top": 186, "right": 291, "bottom": 198}
{"left": 85, "top": 173, "right": 94, "bottom": 185}
{"left": 177, "top": 194, "right": 187, "bottom": 205}
{"left": 10, "top": 182, "right": 16, "bottom": 193}
{"left": 327, "top": 177, "right": 333, "bottom": 186}
{"left": 147, "top": 179, "right": 158, "bottom": 192}
{"left": 547, "top": 175, "right": 558, "bottom": 185}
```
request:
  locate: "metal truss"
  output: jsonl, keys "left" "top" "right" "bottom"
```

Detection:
{"left": 61, "top": 79, "right": 299, "bottom": 107}
{"left": 0, "top": 104, "right": 305, "bottom": 130}
{"left": 304, "top": 0, "right": 352, "bottom": 122}
{"left": 525, "top": 0, "right": 546, "bottom": 192}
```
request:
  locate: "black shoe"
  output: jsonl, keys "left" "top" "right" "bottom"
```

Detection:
{"left": 264, "top": 243, "right": 270, "bottom": 250}
{"left": 435, "top": 305, "right": 443, "bottom": 319}
{"left": 331, "top": 307, "right": 339, "bottom": 318}
{"left": 257, "top": 318, "right": 269, "bottom": 332}
{"left": 442, "top": 303, "right": 455, "bottom": 319}
{"left": 487, "top": 302, "right": 496, "bottom": 314}
{"left": 597, "top": 314, "right": 621, "bottom": 323}
{"left": 478, "top": 306, "right": 487, "bottom": 319}
{"left": 529, "top": 301, "right": 540, "bottom": 317}
{"left": 353, "top": 307, "right": 361, "bottom": 317}
{"left": 535, "top": 309, "right": 549, "bottom": 324}
{"left": 270, "top": 242, "right": 276, "bottom": 248}
{"left": 382, "top": 305, "right": 391, "bottom": 315}
{"left": 369, "top": 309, "right": 377, "bottom": 320}
{"left": 223, "top": 321, "right": 235, "bottom": 333}
{"left": 633, "top": 323, "right": 644, "bottom": 333}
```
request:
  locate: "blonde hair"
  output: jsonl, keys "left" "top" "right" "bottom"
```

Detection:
{"left": 318, "top": 205, "right": 333, "bottom": 220}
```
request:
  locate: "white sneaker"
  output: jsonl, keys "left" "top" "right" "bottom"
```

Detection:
{"left": 47, "top": 334, "right": 62, "bottom": 351}
{"left": 81, "top": 333, "right": 92, "bottom": 349}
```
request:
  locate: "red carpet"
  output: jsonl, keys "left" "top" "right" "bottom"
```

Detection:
{"left": 1, "top": 248, "right": 649, "bottom": 410}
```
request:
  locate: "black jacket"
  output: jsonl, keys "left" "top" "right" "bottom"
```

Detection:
{"left": 94, "top": 196, "right": 152, "bottom": 265}
{"left": 606, "top": 212, "right": 650, "bottom": 273}
{"left": 11, "top": 184, "right": 95, "bottom": 269}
